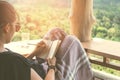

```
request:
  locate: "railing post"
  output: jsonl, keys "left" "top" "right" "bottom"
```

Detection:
{"left": 69, "top": 0, "right": 96, "bottom": 42}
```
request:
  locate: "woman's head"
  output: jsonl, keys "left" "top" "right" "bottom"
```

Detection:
{"left": 0, "top": 1, "right": 20, "bottom": 43}
{"left": 0, "top": 1, "right": 18, "bottom": 25}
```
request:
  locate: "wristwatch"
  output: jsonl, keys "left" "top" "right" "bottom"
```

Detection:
{"left": 48, "top": 65, "right": 56, "bottom": 72}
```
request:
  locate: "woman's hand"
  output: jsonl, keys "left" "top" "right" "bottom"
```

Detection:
{"left": 27, "top": 40, "right": 47, "bottom": 59}
{"left": 32, "top": 40, "right": 47, "bottom": 56}
{"left": 47, "top": 57, "right": 56, "bottom": 66}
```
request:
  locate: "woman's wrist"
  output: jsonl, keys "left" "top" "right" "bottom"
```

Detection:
{"left": 47, "top": 57, "right": 56, "bottom": 72}
{"left": 48, "top": 65, "right": 56, "bottom": 70}
{"left": 47, "top": 65, "right": 56, "bottom": 72}
{"left": 26, "top": 52, "right": 35, "bottom": 59}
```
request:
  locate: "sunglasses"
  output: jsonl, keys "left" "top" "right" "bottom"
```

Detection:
{"left": 9, "top": 22, "right": 21, "bottom": 31}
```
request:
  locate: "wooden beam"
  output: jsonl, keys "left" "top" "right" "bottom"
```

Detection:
{"left": 69, "top": 0, "right": 96, "bottom": 42}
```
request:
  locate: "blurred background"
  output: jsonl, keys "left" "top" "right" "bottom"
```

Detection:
{"left": 6, "top": 0, "right": 120, "bottom": 42}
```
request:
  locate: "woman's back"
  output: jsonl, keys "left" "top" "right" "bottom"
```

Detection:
{"left": 0, "top": 50, "right": 31, "bottom": 80}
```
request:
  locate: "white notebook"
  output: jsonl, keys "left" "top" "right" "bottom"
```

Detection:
{"left": 37, "top": 40, "right": 61, "bottom": 59}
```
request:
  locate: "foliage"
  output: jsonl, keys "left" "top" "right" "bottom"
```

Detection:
{"left": 92, "top": 64, "right": 120, "bottom": 77}
{"left": 11, "top": 1, "right": 70, "bottom": 41}
{"left": 10, "top": 0, "right": 120, "bottom": 42}
{"left": 93, "top": 0, "right": 120, "bottom": 41}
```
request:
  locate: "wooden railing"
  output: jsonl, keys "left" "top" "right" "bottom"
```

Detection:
{"left": 82, "top": 38, "right": 120, "bottom": 80}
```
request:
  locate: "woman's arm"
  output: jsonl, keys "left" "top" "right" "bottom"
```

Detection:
{"left": 31, "top": 68, "right": 55, "bottom": 80}
{"left": 26, "top": 41, "right": 46, "bottom": 59}
{"left": 45, "top": 69, "right": 55, "bottom": 80}
{"left": 31, "top": 57, "right": 56, "bottom": 80}
{"left": 31, "top": 68, "right": 43, "bottom": 80}
{"left": 44, "top": 57, "right": 56, "bottom": 80}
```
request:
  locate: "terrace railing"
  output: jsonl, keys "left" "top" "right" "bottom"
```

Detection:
{"left": 82, "top": 38, "right": 120, "bottom": 80}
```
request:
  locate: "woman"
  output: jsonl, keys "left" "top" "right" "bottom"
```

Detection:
{"left": 0, "top": 1, "right": 56, "bottom": 80}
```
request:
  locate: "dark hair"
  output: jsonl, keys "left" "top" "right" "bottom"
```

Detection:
{"left": 0, "top": 1, "right": 18, "bottom": 27}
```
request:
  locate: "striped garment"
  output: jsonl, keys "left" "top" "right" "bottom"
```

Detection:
{"left": 55, "top": 35, "right": 93, "bottom": 80}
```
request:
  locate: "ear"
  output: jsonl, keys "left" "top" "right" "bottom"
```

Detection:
{"left": 3, "top": 24, "right": 10, "bottom": 33}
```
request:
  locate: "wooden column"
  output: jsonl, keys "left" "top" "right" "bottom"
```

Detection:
{"left": 69, "top": 0, "right": 96, "bottom": 42}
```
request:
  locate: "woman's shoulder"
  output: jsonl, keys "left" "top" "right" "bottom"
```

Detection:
{"left": 0, "top": 49, "right": 31, "bottom": 66}
{"left": 0, "top": 49, "right": 24, "bottom": 59}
